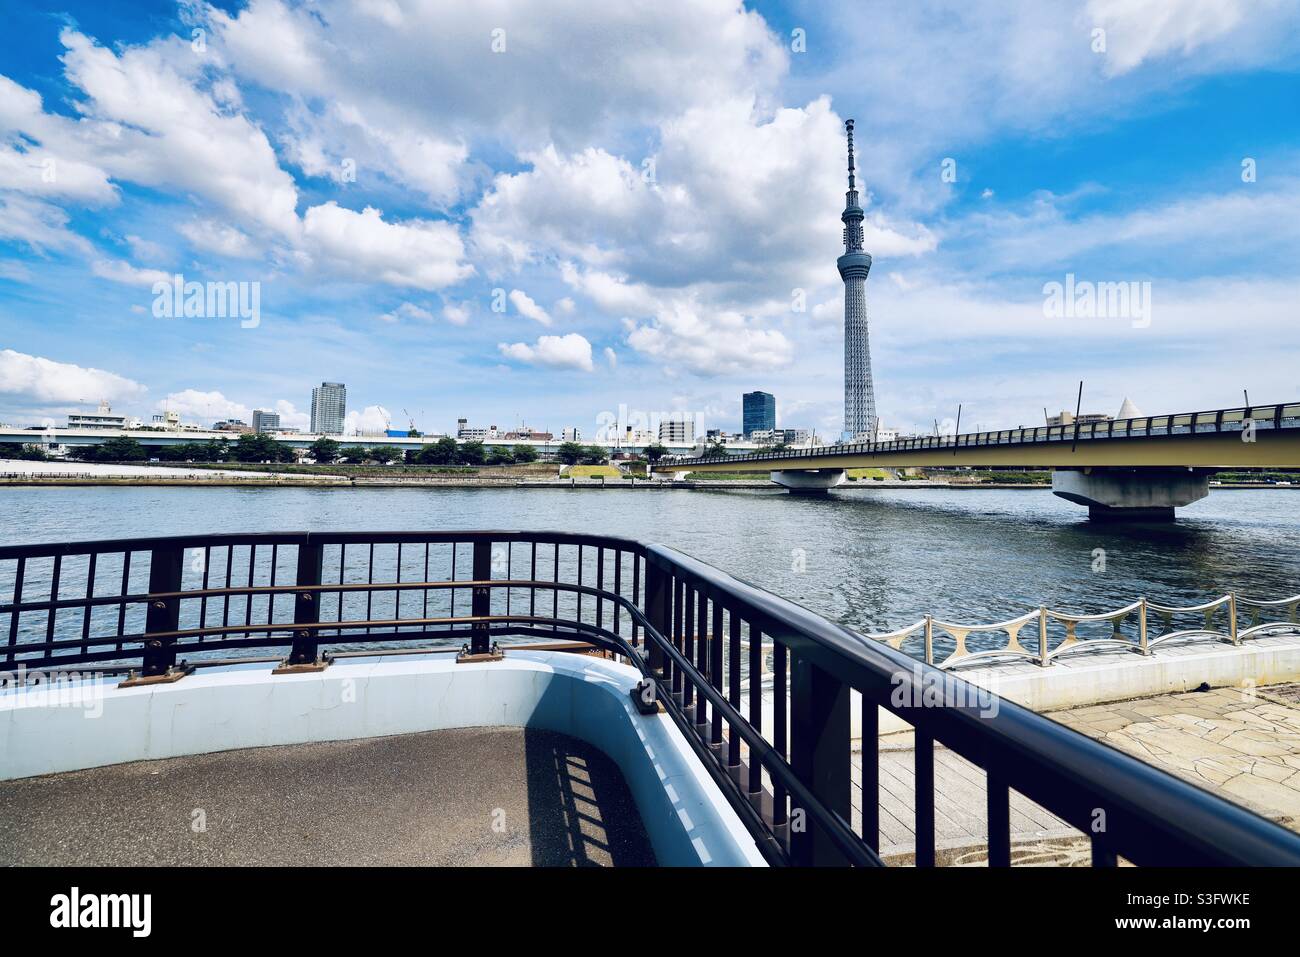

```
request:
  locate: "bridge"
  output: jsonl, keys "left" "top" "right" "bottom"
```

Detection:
{"left": 653, "top": 400, "right": 1300, "bottom": 519}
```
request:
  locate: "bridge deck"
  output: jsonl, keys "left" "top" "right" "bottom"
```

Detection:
{"left": 0, "top": 726, "right": 656, "bottom": 867}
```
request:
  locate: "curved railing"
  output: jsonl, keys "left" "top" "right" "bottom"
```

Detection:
{"left": 661, "top": 400, "right": 1300, "bottom": 467}
{"left": 4, "top": 530, "right": 1300, "bottom": 867}
{"left": 867, "top": 591, "right": 1300, "bottom": 669}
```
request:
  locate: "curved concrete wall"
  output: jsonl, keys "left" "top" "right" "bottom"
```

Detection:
{"left": 0, "top": 651, "right": 765, "bottom": 867}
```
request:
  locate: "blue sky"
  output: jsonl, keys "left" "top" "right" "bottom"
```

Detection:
{"left": 1, "top": 0, "right": 1298, "bottom": 437}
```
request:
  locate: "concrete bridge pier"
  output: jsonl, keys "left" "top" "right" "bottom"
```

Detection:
{"left": 771, "top": 469, "right": 848, "bottom": 494}
{"left": 1052, "top": 467, "right": 1210, "bottom": 521}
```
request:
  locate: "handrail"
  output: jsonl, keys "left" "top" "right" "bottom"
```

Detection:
{"left": 866, "top": 591, "right": 1297, "bottom": 668}
{"left": 4, "top": 529, "right": 1299, "bottom": 867}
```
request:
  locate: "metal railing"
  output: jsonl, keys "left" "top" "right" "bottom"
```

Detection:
{"left": 3, "top": 530, "right": 1299, "bottom": 867}
{"left": 665, "top": 400, "right": 1300, "bottom": 466}
{"left": 868, "top": 590, "right": 1300, "bottom": 669}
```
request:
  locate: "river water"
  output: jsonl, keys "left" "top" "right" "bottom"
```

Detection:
{"left": 2, "top": 485, "right": 1297, "bottom": 634}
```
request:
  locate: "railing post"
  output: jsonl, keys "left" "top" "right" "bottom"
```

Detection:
{"left": 1228, "top": 593, "right": 1239, "bottom": 645}
{"left": 923, "top": 614, "right": 933, "bottom": 665}
{"left": 1037, "top": 606, "right": 1050, "bottom": 666}
{"left": 470, "top": 538, "right": 492, "bottom": 656}
{"left": 1139, "top": 598, "right": 1150, "bottom": 655}
{"left": 141, "top": 545, "right": 183, "bottom": 677}
{"left": 790, "top": 653, "right": 851, "bottom": 866}
{"left": 644, "top": 562, "right": 667, "bottom": 677}
{"left": 288, "top": 539, "right": 323, "bottom": 665}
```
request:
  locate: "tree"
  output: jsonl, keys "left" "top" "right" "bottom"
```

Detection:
{"left": 700, "top": 442, "right": 729, "bottom": 459}
{"left": 643, "top": 443, "right": 668, "bottom": 463}
{"left": 0, "top": 443, "right": 48, "bottom": 461}
{"left": 309, "top": 437, "right": 341, "bottom": 464}
{"left": 579, "top": 444, "right": 609, "bottom": 465}
{"left": 511, "top": 444, "right": 539, "bottom": 463}
{"left": 234, "top": 433, "right": 293, "bottom": 463}
{"left": 457, "top": 441, "right": 487, "bottom": 466}
{"left": 415, "top": 436, "right": 459, "bottom": 465}
{"left": 368, "top": 445, "right": 402, "bottom": 465}
{"left": 95, "top": 436, "right": 147, "bottom": 462}
{"left": 555, "top": 441, "right": 585, "bottom": 465}
{"left": 486, "top": 445, "right": 515, "bottom": 465}
{"left": 339, "top": 446, "right": 371, "bottom": 464}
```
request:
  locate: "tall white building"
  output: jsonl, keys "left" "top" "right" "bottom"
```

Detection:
{"left": 310, "top": 382, "right": 346, "bottom": 435}
{"left": 658, "top": 413, "right": 696, "bottom": 445}
{"left": 837, "top": 120, "right": 876, "bottom": 442}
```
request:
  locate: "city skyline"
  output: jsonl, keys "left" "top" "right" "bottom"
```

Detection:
{"left": 2, "top": 2, "right": 1299, "bottom": 438}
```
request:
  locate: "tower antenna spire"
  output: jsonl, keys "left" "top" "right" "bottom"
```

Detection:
{"left": 846, "top": 118, "right": 856, "bottom": 190}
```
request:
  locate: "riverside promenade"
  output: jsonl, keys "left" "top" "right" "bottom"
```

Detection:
{"left": 860, "top": 679, "right": 1300, "bottom": 865}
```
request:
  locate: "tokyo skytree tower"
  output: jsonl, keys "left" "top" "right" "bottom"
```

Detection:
{"left": 837, "top": 119, "right": 876, "bottom": 441}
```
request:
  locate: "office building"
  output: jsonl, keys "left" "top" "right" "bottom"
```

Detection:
{"left": 742, "top": 391, "right": 776, "bottom": 437}
{"left": 252, "top": 409, "right": 280, "bottom": 433}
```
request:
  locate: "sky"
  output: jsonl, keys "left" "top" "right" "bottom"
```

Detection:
{"left": 1, "top": 0, "right": 1298, "bottom": 438}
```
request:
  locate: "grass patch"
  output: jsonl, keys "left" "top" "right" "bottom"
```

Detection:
{"left": 683, "top": 471, "right": 767, "bottom": 481}
{"left": 846, "top": 468, "right": 891, "bottom": 480}
{"left": 566, "top": 464, "right": 622, "bottom": 478}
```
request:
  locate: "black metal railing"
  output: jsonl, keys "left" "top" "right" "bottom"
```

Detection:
{"left": 664, "top": 400, "right": 1300, "bottom": 467}
{"left": 4, "top": 530, "right": 1300, "bottom": 867}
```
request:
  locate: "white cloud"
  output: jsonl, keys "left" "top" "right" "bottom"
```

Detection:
{"left": 0, "top": 349, "right": 146, "bottom": 405}
{"left": 178, "top": 220, "right": 259, "bottom": 259}
{"left": 625, "top": 302, "right": 792, "bottom": 375}
{"left": 508, "top": 289, "right": 552, "bottom": 326}
{"left": 345, "top": 404, "right": 391, "bottom": 435}
{"left": 443, "top": 301, "right": 472, "bottom": 326}
{"left": 91, "top": 259, "right": 171, "bottom": 286}
{"left": 378, "top": 302, "right": 435, "bottom": 323}
{"left": 0, "top": 195, "right": 92, "bottom": 254}
{"left": 498, "top": 333, "right": 595, "bottom": 372}
{"left": 301, "top": 202, "right": 473, "bottom": 290}
{"left": 156, "top": 389, "right": 250, "bottom": 424}
{"left": 603, "top": 347, "right": 617, "bottom": 369}
{"left": 57, "top": 29, "right": 302, "bottom": 240}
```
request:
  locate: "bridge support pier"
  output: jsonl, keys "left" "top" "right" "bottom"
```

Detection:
{"left": 1052, "top": 468, "right": 1210, "bottom": 521}
{"left": 771, "top": 469, "right": 848, "bottom": 494}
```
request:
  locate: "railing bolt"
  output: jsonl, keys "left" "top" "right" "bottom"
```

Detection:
{"left": 152, "top": 600, "right": 166, "bottom": 610}
{"left": 299, "top": 592, "right": 313, "bottom": 602}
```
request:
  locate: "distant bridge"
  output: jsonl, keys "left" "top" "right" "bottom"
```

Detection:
{"left": 652, "top": 400, "right": 1300, "bottom": 519}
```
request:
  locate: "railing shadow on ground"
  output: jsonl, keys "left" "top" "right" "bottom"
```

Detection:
{"left": 3, "top": 529, "right": 1300, "bottom": 867}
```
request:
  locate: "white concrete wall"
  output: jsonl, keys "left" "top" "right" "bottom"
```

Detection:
{"left": 0, "top": 651, "right": 766, "bottom": 867}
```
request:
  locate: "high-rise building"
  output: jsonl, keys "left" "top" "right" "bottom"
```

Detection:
{"left": 252, "top": 409, "right": 280, "bottom": 433}
{"left": 838, "top": 119, "right": 876, "bottom": 442}
{"left": 658, "top": 413, "right": 696, "bottom": 445}
{"left": 310, "top": 382, "right": 346, "bottom": 435}
{"left": 742, "top": 391, "right": 776, "bottom": 437}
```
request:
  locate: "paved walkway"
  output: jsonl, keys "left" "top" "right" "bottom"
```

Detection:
{"left": 0, "top": 727, "right": 655, "bottom": 866}
{"left": 856, "top": 681, "right": 1300, "bottom": 866}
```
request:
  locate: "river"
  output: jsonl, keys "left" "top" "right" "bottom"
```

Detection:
{"left": 2, "top": 485, "right": 1297, "bottom": 634}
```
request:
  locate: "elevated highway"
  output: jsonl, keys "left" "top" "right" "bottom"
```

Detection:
{"left": 652, "top": 401, "right": 1300, "bottom": 519}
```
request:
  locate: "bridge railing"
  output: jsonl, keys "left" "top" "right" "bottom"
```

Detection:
{"left": 866, "top": 590, "right": 1300, "bottom": 669}
{"left": 662, "top": 401, "right": 1300, "bottom": 467}
{"left": 4, "top": 530, "right": 1300, "bottom": 867}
